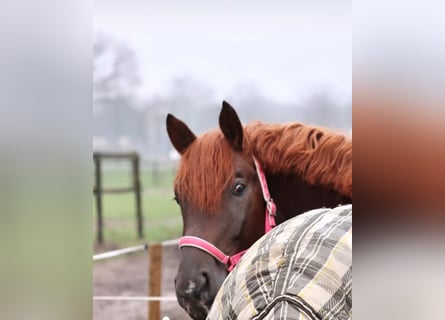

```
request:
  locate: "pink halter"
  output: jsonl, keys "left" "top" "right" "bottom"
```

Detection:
{"left": 178, "top": 156, "right": 277, "bottom": 272}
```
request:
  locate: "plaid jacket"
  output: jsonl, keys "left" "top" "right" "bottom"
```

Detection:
{"left": 207, "top": 205, "right": 352, "bottom": 320}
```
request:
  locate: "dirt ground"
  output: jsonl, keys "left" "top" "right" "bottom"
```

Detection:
{"left": 94, "top": 244, "right": 191, "bottom": 320}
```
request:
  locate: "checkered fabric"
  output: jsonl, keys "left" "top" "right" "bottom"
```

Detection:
{"left": 207, "top": 205, "right": 352, "bottom": 320}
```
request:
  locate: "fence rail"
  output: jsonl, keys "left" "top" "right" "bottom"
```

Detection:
{"left": 93, "top": 244, "right": 148, "bottom": 261}
{"left": 93, "top": 239, "right": 178, "bottom": 261}
{"left": 94, "top": 239, "right": 180, "bottom": 320}
{"left": 93, "top": 296, "right": 177, "bottom": 302}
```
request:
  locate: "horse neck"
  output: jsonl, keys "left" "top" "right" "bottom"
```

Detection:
{"left": 266, "top": 173, "right": 351, "bottom": 224}
{"left": 246, "top": 122, "right": 352, "bottom": 199}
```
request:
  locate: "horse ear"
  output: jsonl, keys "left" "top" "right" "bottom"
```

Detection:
{"left": 219, "top": 101, "right": 243, "bottom": 151}
{"left": 166, "top": 114, "right": 197, "bottom": 155}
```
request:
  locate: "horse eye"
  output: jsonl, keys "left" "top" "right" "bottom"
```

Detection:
{"left": 173, "top": 194, "right": 179, "bottom": 204}
{"left": 233, "top": 183, "right": 246, "bottom": 196}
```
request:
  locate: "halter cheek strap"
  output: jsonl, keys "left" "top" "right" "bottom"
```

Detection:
{"left": 178, "top": 156, "right": 276, "bottom": 272}
{"left": 253, "top": 156, "right": 277, "bottom": 232}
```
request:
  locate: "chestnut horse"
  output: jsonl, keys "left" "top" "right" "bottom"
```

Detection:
{"left": 166, "top": 101, "right": 352, "bottom": 319}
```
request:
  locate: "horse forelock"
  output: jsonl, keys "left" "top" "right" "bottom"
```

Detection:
{"left": 174, "top": 130, "right": 239, "bottom": 214}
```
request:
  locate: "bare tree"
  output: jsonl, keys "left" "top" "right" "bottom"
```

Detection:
{"left": 93, "top": 33, "right": 140, "bottom": 114}
{"left": 93, "top": 33, "right": 145, "bottom": 150}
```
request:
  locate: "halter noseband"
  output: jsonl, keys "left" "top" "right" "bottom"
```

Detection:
{"left": 178, "top": 156, "right": 276, "bottom": 272}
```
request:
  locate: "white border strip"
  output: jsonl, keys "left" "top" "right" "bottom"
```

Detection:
{"left": 93, "top": 296, "right": 177, "bottom": 302}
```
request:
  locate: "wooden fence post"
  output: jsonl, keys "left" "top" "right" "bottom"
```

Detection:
{"left": 132, "top": 152, "right": 144, "bottom": 239}
{"left": 93, "top": 151, "right": 145, "bottom": 243}
{"left": 93, "top": 154, "right": 103, "bottom": 244}
{"left": 148, "top": 243, "right": 162, "bottom": 320}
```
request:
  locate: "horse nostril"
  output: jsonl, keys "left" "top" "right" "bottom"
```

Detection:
{"left": 200, "top": 270, "right": 209, "bottom": 289}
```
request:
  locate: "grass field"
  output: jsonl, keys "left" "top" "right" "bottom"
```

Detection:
{"left": 93, "top": 165, "right": 182, "bottom": 247}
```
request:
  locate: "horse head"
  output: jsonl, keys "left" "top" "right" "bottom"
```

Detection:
{"left": 166, "top": 102, "right": 265, "bottom": 319}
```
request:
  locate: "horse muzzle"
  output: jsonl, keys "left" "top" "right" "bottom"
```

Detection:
{"left": 175, "top": 270, "right": 214, "bottom": 320}
{"left": 175, "top": 247, "right": 227, "bottom": 319}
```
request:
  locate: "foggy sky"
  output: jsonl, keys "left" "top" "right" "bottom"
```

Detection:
{"left": 94, "top": 0, "right": 351, "bottom": 105}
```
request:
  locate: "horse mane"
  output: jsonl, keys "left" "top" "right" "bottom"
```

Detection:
{"left": 245, "top": 121, "right": 352, "bottom": 199}
{"left": 175, "top": 121, "right": 352, "bottom": 214}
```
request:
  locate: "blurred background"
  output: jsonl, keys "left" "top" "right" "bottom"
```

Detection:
{"left": 93, "top": 0, "right": 351, "bottom": 246}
